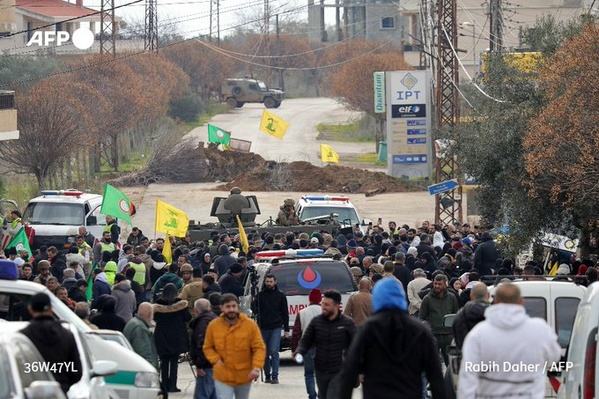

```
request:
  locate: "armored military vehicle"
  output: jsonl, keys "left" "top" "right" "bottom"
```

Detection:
{"left": 187, "top": 193, "right": 348, "bottom": 242}
{"left": 221, "top": 78, "right": 284, "bottom": 109}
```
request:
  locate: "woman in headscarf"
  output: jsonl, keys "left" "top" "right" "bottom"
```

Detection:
{"left": 153, "top": 283, "right": 191, "bottom": 393}
{"left": 198, "top": 251, "right": 212, "bottom": 275}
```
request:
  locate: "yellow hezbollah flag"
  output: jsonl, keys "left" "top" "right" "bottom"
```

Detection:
{"left": 162, "top": 235, "right": 172, "bottom": 264}
{"left": 155, "top": 199, "right": 189, "bottom": 237}
{"left": 236, "top": 215, "right": 249, "bottom": 254}
{"left": 259, "top": 110, "right": 290, "bottom": 140}
{"left": 320, "top": 144, "right": 339, "bottom": 163}
{"left": 547, "top": 260, "right": 559, "bottom": 277}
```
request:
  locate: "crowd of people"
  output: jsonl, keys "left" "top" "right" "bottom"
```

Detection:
{"left": 7, "top": 215, "right": 580, "bottom": 399}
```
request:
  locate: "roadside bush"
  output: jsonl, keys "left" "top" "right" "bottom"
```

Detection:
{"left": 169, "top": 92, "right": 203, "bottom": 122}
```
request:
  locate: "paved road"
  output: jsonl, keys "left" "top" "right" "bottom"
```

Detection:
{"left": 185, "top": 98, "right": 366, "bottom": 164}
{"left": 170, "top": 352, "right": 363, "bottom": 399}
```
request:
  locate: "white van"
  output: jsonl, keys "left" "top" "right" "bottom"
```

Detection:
{"left": 557, "top": 282, "right": 599, "bottom": 399}
{"left": 0, "top": 277, "right": 160, "bottom": 399}
{"left": 23, "top": 190, "right": 112, "bottom": 250}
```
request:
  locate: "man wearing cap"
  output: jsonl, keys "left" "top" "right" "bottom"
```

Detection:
{"left": 329, "top": 279, "right": 445, "bottom": 399}
{"left": 343, "top": 278, "right": 372, "bottom": 326}
{"left": 291, "top": 289, "right": 322, "bottom": 399}
{"left": 218, "top": 263, "right": 245, "bottom": 297}
{"left": 277, "top": 199, "right": 299, "bottom": 226}
{"left": 20, "top": 293, "right": 83, "bottom": 394}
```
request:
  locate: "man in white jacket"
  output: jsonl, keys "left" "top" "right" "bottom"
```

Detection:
{"left": 458, "top": 283, "right": 561, "bottom": 399}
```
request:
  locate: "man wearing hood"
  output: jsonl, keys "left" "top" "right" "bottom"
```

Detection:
{"left": 214, "top": 244, "right": 237, "bottom": 277}
{"left": 112, "top": 273, "right": 137, "bottom": 323}
{"left": 151, "top": 264, "right": 183, "bottom": 302}
{"left": 252, "top": 274, "right": 289, "bottom": 384}
{"left": 458, "top": 283, "right": 561, "bottom": 399}
{"left": 21, "top": 293, "right": 83, "bottom": 394}
{"left": 92, "top": 271, "right": 111, "bottom": 304}
{"left": 90, "top": 294, "right": 127, "bottom": 331}
{"left": 329, "top": 279, "right": 445, "bottom": 399}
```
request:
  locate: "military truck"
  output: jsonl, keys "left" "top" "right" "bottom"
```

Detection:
{"left": 187, "top": 193, "right": 349, "bottom": 242}
{"left": 221, "top": 78, "right": 284, "bottom": 109}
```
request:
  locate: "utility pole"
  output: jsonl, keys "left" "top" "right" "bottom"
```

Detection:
{"left": 489, "top": 0, "right": 503, "bottom": 51}
{"left": 144, "top": 0, "right": 158, "bottom": 52}
{"left": 209, "top": 0, "right": 213, "bottom": 41}
{"left": 434, "top": 0, "right": 462, "bottom": 225}
{"left": 216, "top": 0, "right": 220, "bottom": 44}
{"left": 99, "top": 0, "right": 115, "bottom": 57}
{"left": 264, "top": 0, "right": 271, "bottom": 84}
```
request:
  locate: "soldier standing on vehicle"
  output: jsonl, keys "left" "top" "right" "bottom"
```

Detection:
{"left": 277, "top": 199, "right": 300, "bottom": 226}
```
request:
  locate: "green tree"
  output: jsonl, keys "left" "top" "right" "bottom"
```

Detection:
{"left": 449, "top": 15, "right": 594, "bottom": 255}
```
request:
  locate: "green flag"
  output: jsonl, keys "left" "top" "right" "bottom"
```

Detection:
{"left": 85, "top": 262, "right": 98, "bottom": 301}
{"left": 100, "top": 183, "right": 133, "bottom": 225}
{"left": 5, "top": 227, "right": 32, "bottom": 259}
{"left": 207, "top": 124, "right": 231, "bottom": 145}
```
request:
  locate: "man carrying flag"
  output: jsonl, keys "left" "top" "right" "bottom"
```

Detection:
{"left": 5, "top": 227, "right": 33, "bottom": 261}
{"left": 101, "top": 184, "right": 135, "bottom": 225}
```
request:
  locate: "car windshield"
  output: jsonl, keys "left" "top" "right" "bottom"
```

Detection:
{"left": 257, "top": 81, "right": 268, "bottom": 91}
{"left": 269, "top": 261, "right": 357, "bottom": 296}
{"left": 24, "top": 202, "right": 84, "bottom": 225}
{"left": 300, "top": 207, "right": 359, "bottom": 225}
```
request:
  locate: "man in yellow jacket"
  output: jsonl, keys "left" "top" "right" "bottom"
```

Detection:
{"left": 203, "top": 293, "right": 266, "bottom": 399}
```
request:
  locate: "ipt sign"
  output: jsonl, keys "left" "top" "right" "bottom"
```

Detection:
{"left": 27, "top": 27, "right": 95, "bottom": 50}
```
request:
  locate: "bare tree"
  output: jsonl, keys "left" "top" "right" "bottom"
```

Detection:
{"left": 0, "top": 78, "right": 95, "bottom": 190}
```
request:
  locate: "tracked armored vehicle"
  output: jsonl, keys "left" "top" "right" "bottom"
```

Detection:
{"left": 187, "top": 193, "right": 349, "bottom": 242}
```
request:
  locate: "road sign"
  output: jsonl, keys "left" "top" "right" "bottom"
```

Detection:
{"left": 373, "top": 72, "right": 385, "bottom": 114}
{"left": 428, "top": 179, "right": 458, "bottom": 195}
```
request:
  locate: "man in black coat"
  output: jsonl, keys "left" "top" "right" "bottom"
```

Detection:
{"left": 189, "top": 298, "right": 218, "bottom": 399}
{"left": 393, "top": 252, "right": 413, "bottom": 292}
{"left": 218, "top": 263, "right": 244, "bottom": 297}
{"left": 90, "top": 295, "right": 126, "bottom": 332}
{"left": 329, "top": 279, "right": 446, "bottom": 399}
{"left": 453, "top": 282, "right": 489, "bottom": 349}
{"left": 213, "top": 244, "right": 236, "bottom": 277}
{"left": 295, "top": 290, "right": 356, "bottom": 399}
{"left": 21, "top": 293, "right": 83, "bottom": 394}
{"left": 47, "top": 246, "right": 67, "bottom": 283}
{"left": 473, "top": 232, "right": 500, "bottom": 276}
{"left": 252, "top": 274, "right": 289, "bottom": 384}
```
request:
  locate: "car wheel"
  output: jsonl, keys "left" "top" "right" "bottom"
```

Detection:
{"left": 226, "top": 98, "right": 237, "bottom": 108}
{"left": 273, "top": 101, "right": 281, "bottom": 108}
{"left": 236, "top": 101, "right": 244, "bottom": 108}
{"left": 264, "top": 97, "right": 276, "bottom": 108}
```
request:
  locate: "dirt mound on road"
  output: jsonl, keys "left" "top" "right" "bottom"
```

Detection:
{"left": 115, "top": 143, "right": 418, "bottom": 194}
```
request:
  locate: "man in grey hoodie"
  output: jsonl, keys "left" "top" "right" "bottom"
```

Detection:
{"left": 112, "top": 273, "right": 137, "bottom": 323}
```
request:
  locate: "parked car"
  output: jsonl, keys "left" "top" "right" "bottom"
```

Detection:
{"left": 239, "top": 249, "right": 358, "bottom": 350}
{"left": 557, "top": 282, "right": 599, "bottom": 399}
{"left": 445, "top": 280, "right": 586, "bottom": 399}
{"left": 0, "top": 277, "right": 161, "bottom": 399}
{"left": 88, "top": 329, "right": 133, "bottom": 351}
{"left": 0, "top": 328, "right": 66, "bottom": 399}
